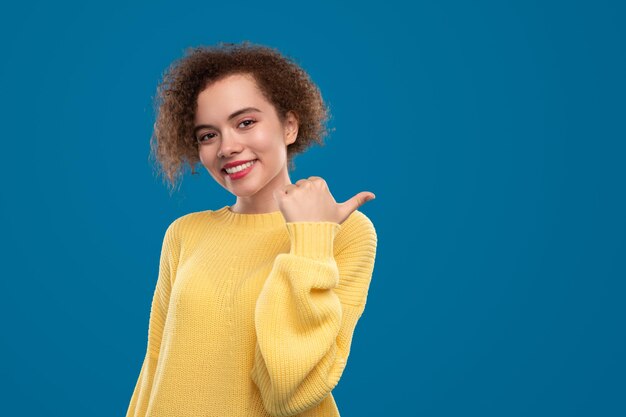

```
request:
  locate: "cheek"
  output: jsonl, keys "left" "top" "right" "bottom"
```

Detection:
{"left": 250, "top": 131, "right": 285, "bottom": 155}
{"left": 198, "top": 149, "right": 213, "bottom": 167}
{"left": 248, "top": 131, "right": 270, "bottom": 149}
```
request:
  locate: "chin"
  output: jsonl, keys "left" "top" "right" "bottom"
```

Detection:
{"left": 226, "top": 183, "right": 260, "bottom": 197}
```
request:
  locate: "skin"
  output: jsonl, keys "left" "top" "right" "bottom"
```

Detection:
{"left": 194, "top": 72, "right": 375, "bottom": 224}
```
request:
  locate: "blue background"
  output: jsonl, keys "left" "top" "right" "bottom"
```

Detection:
{"left": 1, "top": 1, "right": 624, "bottom": 416}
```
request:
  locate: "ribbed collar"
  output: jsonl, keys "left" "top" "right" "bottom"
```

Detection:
{"left": 210, "top": 205, "right": 286, "bottom": 230}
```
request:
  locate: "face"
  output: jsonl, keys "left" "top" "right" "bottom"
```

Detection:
{"left": 194, "top": 73, "right": 298, "bottom": 206}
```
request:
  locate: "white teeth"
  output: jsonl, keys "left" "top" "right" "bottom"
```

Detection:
{"left": 224, "top": 160, "right": 256, "bottom": 174}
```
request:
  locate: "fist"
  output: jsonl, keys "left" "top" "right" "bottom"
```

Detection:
{"left": 273, "top": 176, "right": 375, "bottom": 224}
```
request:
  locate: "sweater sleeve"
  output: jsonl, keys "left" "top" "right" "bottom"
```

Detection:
{"left": 126, "top": 219, "right": 182, "bottom": 417}
{"left": 250, "top": 211, "right": 377, "bottom": 417}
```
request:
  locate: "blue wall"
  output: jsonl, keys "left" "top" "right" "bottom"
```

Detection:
{"left": 1, "top": 1, "right": 624, "bottom": 416}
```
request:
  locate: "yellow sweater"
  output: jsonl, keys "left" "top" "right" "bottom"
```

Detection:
{"left": 125, "top": 205, "right": 377, "bottom": 417}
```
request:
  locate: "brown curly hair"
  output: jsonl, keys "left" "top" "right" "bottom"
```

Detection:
{"left": 148, "top": 41, "right": 333, "bottom": 194}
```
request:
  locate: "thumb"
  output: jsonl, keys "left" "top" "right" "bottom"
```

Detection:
{"left": 339, "top": 192, "right": 376, "bottom": 217}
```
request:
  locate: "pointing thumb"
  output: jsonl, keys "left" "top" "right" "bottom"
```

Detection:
{"left": 341, "top": 192, "right": 376, "bottom": 217}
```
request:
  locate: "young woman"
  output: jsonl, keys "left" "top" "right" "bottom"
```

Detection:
{"left": 126, "top": 41, "right": 378, "bottom": 417}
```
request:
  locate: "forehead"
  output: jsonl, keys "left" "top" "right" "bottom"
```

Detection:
{"left": 195, "top": 73, "right": 270, "bottom": 120}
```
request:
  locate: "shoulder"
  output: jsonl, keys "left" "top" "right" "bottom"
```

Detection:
{"left": 335, "top": 210, "right": 377, "bottom": 254}
{"left": 163, "top": 210, "right": 212, "bottom": 238}
{"left": 342, "top": 209, "right": 377, "bottom": 235}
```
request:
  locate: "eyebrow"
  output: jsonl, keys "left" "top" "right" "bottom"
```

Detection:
{"left": 193, "top": 107, "right": 262, "bottom": 135}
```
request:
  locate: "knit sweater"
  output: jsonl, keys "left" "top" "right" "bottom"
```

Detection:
{"left": 125, "top": 205, "right": 377, "bottom": 417}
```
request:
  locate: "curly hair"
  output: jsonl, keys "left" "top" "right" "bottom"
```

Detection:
{"left": 148, "top": 41, "right": 333, "bottom": 194}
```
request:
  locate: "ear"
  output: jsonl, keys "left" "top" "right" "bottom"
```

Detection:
{"left": 283, "top": 111, "right": 299, "bottom": 146}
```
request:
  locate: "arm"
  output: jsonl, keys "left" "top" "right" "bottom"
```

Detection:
{"left": 126, "top": 219, "right": 181, "bottom": 417}
{"left": 251, "top": 211, "right": 377, "bottom": 417}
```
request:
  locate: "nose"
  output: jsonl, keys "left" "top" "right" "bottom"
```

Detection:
{"left": 217, "top": 130, "right": 243, "bottom": 159}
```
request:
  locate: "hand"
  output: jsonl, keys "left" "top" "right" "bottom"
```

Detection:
{"left": 273, "top": 176, "right": 375, "bottom": 224}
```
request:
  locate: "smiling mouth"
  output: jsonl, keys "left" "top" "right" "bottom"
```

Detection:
{"left": 221, "top": 159, "right": 258, "bottom": 174}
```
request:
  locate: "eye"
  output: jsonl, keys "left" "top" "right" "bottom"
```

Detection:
{"left": 196, "top": 132, "right": 216, "bottom": 144}
{"left": 238, "top": 119, "right": 256, "bottom": 128}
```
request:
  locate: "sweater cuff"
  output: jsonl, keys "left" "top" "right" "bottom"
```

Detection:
{"left": 285, "top": 222, "right": 341, "bottom": 260}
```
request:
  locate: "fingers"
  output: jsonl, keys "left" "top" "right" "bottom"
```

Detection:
{"left": 274, "top": 176, "right": 328, "bottom": 200}
{"left": 273, "top": 183, "right": 297, "bottom": 200}
{"left": 294, "top": 176, "right": 326, "bottom": 188}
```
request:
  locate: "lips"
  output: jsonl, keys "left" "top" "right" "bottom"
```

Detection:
{"left": 222, "top": 159, "right": 257, "bottom": 180}
{"left": 222, "top": 159, "right": 257, "bottom": 170}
